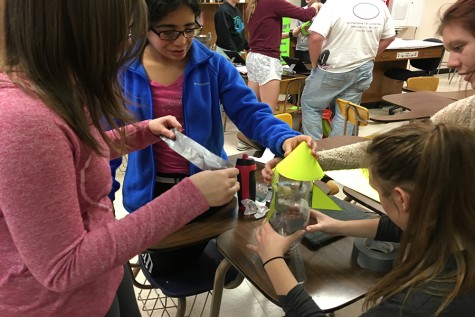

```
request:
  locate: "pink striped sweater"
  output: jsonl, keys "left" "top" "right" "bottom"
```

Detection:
{"left": 0, "top": 74, "right": 209, "bottom": 316}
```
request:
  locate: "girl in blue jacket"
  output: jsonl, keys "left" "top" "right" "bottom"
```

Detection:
{"left": 112, "top": 0, "right": 314, "bottom": 275}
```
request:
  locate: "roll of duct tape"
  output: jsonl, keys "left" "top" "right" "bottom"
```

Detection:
{"left": 351, "top": 238, "right": 399, "bottom": 273}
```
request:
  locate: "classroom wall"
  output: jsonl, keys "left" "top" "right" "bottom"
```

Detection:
{"left": 397, "top": 0, "right": 454, "bottom": 40}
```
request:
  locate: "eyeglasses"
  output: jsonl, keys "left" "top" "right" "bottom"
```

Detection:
{"left": 150, "top": 23, "right": 202, "bottom": 41}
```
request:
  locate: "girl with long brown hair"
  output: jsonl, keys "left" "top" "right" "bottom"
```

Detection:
{"left": 0, "top": 1, "right": 241, "bottom": 316}
{"left": 250, "top": 121, "right": 475, "bottom": 316}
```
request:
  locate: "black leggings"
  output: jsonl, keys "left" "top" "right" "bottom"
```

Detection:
{"left": 104, "top": 265, "right": 141, "bottom": 317}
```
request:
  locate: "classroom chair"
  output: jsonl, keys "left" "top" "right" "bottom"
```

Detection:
{"left": 336, "top": 99, "right": 369, "bottom": 136}
{"left": 404, "top": 76, "right": 440, "bottom": 92}
{"left": 236, "top": 113, "right": 294, "bottom": 151}
{"left": 135, "top": 240, "right": 241, "bottom": 317}
{"left": 384, "top": 38, "right": 444, "bottom": 82}
{"left": 274, "top": 112, "right": 293, "bottom": 127}
{"left": 275, "top": 78, "right": 304, "bottom": 128}
{"left": 384, "top": 76, "right": 440, "bottom": 115}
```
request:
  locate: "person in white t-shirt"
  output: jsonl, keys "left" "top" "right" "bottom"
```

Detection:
{"left": 293, "top": 0, "right": 326, "bottom": 64}
{"left": 301, "top": 0, "right": 396, "bottom": 139}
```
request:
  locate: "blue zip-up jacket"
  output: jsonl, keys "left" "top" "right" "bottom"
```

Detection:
{"left": 114, "top": 40, "right": 300, "bottom": 212}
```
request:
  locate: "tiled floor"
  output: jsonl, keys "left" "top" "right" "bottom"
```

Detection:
{"left": 114, "top": 72, "right": 467, "bottom": 317}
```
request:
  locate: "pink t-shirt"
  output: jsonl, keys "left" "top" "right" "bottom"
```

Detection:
{"left": 150, "top": 75, "right": 189, "bottom": 175}
{"left": 0, "top": 74, "right": 208, "bottom": 316}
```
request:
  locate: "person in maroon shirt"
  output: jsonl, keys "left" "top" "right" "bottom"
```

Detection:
{"left": 245, "top": 0, "right": 320, "bottom": 111}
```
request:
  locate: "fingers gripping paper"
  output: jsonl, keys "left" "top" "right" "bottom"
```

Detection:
{"left": 275, "top": 142, "right": 324, "bottom": 181}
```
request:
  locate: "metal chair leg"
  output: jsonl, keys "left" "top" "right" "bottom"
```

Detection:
{"left": 210, "top": 258, "right": 232, "bottom": 317}
{"left": 176, "top": 298, "right": 186, "bottom": 317}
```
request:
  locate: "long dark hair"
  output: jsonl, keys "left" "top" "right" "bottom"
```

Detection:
{"left": 364, "top": 121, "right": 475, "bottom": 315}
{"left": 146, "top": 0, "right": 201, "bottom": 26}
{"left": 2, "top": 0, "right": 148, "bottom": 153}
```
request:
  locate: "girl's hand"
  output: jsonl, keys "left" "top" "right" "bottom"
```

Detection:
{"left": 309, "top": 1, "right": 323, "bottom": 14}
{"left": 306, "top": 209, "right": 343, "bottom": 236}
{"left": 261, "top": 157, "right": 282, "bottom": 184}
{"left": 262, "top": 137, "right": 318, "bottom": 184}
{"left": 282, "top": 136, "right": 317, "bottom": 158}
{"left": 247, "top": 221, "right": 304, "bottom": 263}
{"left": 148, "top": 115, "right": 182, "bottom": 139}
{"left": 292, "top": 26, "right": 302, "bottom": 37}
{"left": 189, "top": 168, "right": 240, "bottom": 207}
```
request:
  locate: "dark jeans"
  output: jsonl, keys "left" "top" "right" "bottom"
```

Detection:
{"left": 105, "top": 265, "right": 141, "bottom": 317}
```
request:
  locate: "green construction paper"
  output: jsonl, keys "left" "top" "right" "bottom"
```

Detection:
{"left": 266, "top": 168, "right": 281, "bottom": 221}
{"left": 312, "top": 184, "right": 342, "bottom": 211}
{"left": 275, "top": 142, "right": 324, "bottom": 181}
{"left": 280, "top": 17, "right": 291, "bottom": 58}
{"left": 300, "top": 21, "right": 312, "bottom": 36}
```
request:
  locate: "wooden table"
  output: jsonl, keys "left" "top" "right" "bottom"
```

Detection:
{"left": 150, "top": 197, "right": 244, "bottom": 250}
{"left": 210, "top": 218, "right": 383, "bottom": 316}
{"left": 371, "top": 91, "right": 454, "bottom": 123}
{"left": 434, "top": 90, "right": 474, "bottom": 101}
{"left": 149, "top": 152, "right": 259, "bottom": 250}
{"left": 342, "top": 187, "right": 385, "bottom": 216}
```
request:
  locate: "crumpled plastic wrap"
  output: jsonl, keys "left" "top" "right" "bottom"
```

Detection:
{"left": 160, "top": 129, "right": 233, "bottom": 170}
{"left": 241, "top": 199, "right": 269, "bottom": 219}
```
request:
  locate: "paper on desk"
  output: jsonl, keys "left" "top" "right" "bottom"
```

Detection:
{"left": 249, "top": 147, "right": 275, "bottom": 164}
{"left": 312, "top": 184, "right": 341, "bottom": 211}
{"left": 387, "top": 38, "right": 443, "bottom": 50}
{"left": 325, "top": 168, "right": 380, "bottom": 202}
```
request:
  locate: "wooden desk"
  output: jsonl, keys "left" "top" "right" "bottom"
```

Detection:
{"left": 151, "top": 197, "right": 243, "bottom": 250}
{"left": 342, "top": 187, "right": 385, "bottom": 216}
{"left": 211, "top": 221, "right": 383, "bottom": 316}
{"left": 362, "top": 46, "right": 445, "bottom": 104}
{"left": 150, "top": 152, "right": 259, "bottom": 250}
{"left": 434, "top": 90, "right": 474, "bottom": 101}
{"left": 151, "top": 149, "right": 327, "bottom": 250}
{"left": 209, "top": 136, "right": 376, "bottom": 317}
{"left": 371, "top": 91, "right": 453, "bottom": 123}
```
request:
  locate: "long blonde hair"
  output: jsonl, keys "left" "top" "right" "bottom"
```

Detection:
{"left": 364, "top": 121, "right": 475, "bottom": 315}
{"left": 1, "top": 0, "right": 148, "bottom": 154}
